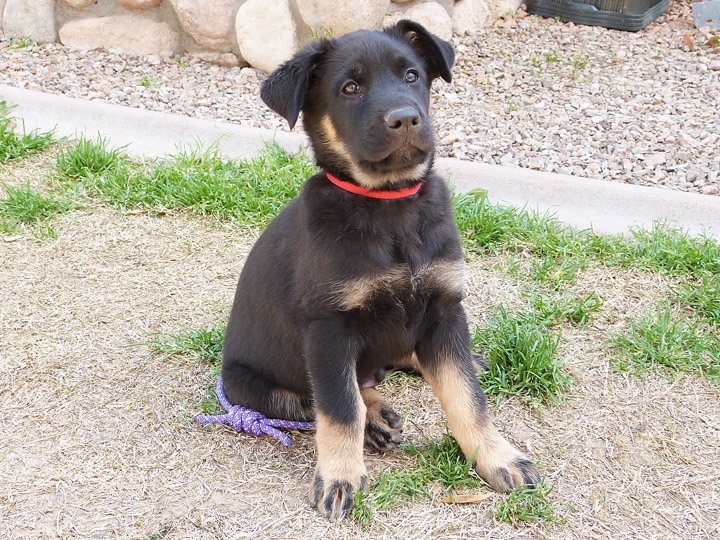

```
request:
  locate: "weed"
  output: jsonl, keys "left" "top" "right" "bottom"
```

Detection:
{"left": 673, "top": 274, "right": 720, "bottom": 325}
{"left": 139, "top": 76, "right": 161, "bottom": 88}
{"left": 0, "top": 184, "right": 77, "bottom": 237}
{"left": 545, "top": 52, "right": 560, "bottom": 63}
{"left": 473, "top": 306, "right": 570, "bottom": 408}
{"left": 526, "top": 289, "right": 603, "bottom": 327}
{"left": 8, "top": 36, "right": 35, "bottom": 49}
{"left": 56, "top": 136, "right": 128, "bottom": 179}
{"left": 0, "top": 101, "right": 55, "bottom": 162}
{"left": 147, "top": 323, "right": 225, "bottom": 367}
{"left": 610, "top": 305, "right": 719, "bottom": 384}
{"left": 352, "top": 433, "right": 485, "bottom": 524}
{"left": 494, "top": 480, "right": 567, "bottom": 526}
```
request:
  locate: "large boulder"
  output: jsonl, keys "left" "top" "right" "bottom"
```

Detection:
{"left": 452, "top": 0, "right": 495, "bottom": 35}
{"left": 168, "top": 0, "right": 237, "bottom": 51}
{"left": 296, "top": 0, "right": 389, "bottom": 36}
{"left": 116, "top": 0, "right": 164, "bottom": 9}
{"left": 235, "top": 0, "right": 299, "bottom": 73}
{"left": 0, "top": 0, "right": 6, "bottom": 34}
{"left": 2, "top": 0, "right": 56, "bottom": 42}
{"left": 403, "top": 1, "right": 452, "bottom": 40}
{"left": 59, "top": 15, "right": 180, "bottom": 55}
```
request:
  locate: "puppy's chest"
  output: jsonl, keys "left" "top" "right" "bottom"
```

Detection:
{"left": 333, "top": 259, "right": 465, "bottom": 312}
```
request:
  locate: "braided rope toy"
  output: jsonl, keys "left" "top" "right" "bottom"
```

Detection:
{"left": 195, "top": 378, "right": 316, "bottom": 447}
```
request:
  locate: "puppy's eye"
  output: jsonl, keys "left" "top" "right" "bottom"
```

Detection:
{"left": 342, "top": 81, "right": 359, "bottom": 95}
{"left": 405, "top": 70, "right": 419, "bottom": 83}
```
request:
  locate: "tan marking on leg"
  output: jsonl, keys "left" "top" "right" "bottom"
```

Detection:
{"left": 423, "top": 360, "right": 532, "bottom": 492}
{"left": 315, "top": 407, "right": 367, "bottom": 482}
{"left": 423, "top": 259, "right": 465, "bottom": 298}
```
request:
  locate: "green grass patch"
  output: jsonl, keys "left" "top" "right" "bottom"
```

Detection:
{"left": 56, "top": 136, "right": 128, "bottom": 179}
{"left": 525, "top": 289, "right": 603, "bottom": 327}
{"left": 472, "top": 306, "right": 571, "bottom": 408}
{"left": 0, "top": 183, "right": 77, "bottom": 238}
{"left": 58, "top": 138, "right": 318, "bottom": 227}
{"left": 452, "top": 191, "right": 720, "bottom": 282}
{"left": 610, "top": 305, "right": 719, "bottom": 385}
{"left": 494, "top": 480, "right": 567, "bottom": 526}
{"left": 147, "top": 323, "right": 225, "bottom": 367}
{"left": 0, "top": 101, "right": 55, "bottom": 162}
{"left": 673, "top": 274, "right": 720, "bottom": 325}
{"left": 352, "top": 433, "right": 486, "bottom": 524}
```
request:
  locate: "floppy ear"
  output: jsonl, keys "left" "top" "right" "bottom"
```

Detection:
{"left": 260, "top": 41, "right": 327, "bottom": 129}
{"left": 386, "top": 20, "right": 455, "bottom": 83}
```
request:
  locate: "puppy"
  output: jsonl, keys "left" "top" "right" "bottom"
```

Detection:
{"left": 221, "top": 20, "right": 540, "bottom": 519}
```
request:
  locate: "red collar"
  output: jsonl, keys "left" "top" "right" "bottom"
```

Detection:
{"left": 325, "top": 173, "right": 422, "bottom": 199}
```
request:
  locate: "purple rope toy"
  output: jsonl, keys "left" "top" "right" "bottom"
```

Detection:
{"left": 195, "top": 378, "right": 315, "bottom": 447}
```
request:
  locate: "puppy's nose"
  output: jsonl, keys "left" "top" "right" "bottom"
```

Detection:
{"left": 384, "top": 107, "right": 420, "bottom": 130}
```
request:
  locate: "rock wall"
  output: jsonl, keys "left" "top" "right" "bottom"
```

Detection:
{"left": 2, "top": 0, "right": 508, "bottom": 71}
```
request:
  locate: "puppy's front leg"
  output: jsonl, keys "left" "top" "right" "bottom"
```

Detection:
{"left": 416, "top": 305, "right": 541, "bottom": 492}
{"left": 305, "top": 320, "right": 368, "bottom": 519}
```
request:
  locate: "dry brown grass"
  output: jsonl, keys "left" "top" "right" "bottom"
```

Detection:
{"left": 1, "top": 166, "right": 718, "bottom": 539}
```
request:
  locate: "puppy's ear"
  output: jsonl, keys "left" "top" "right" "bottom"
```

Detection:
{"left": 260, "top": 41, "right": 327, "bottom": 129}
{"left": 387, "top": 20, "right": 455, "bottom": 83}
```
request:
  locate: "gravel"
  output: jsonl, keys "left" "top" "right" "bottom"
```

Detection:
{"left": 1, "top": 1, "right": 718, "bottom": 196}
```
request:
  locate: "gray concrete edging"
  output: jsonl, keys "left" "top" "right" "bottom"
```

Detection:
{"left": 2, "top": 84, "right": 719, "bottom": 237}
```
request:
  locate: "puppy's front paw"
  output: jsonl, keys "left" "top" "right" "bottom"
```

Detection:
{"left": 309, "top": 470, "right": 368, "bottom": 520}
{"left": 365, "top": 403, "right": 402, "bottom": 453}
{"left": 475, "top": 442, "right": 540, "bottom": 493}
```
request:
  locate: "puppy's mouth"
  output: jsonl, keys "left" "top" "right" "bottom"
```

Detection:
{"left": 359, "top": 144, "right": 430, "bottom": 174}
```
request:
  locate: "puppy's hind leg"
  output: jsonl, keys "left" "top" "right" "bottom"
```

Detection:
{"left": 416, "top": 305, "right": 541, "bottom": 493}
{"left": 361, "top": 388, "right": 403, "bottom": 453}
{"left": 221, "top": 362, "right": 314, "bottom": 422}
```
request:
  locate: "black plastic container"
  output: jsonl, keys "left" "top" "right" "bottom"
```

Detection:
{"left": 525, "top": 0, "right": 669, "bottom": 31}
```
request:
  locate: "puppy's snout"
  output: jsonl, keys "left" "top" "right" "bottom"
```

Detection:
{"left": 384, "top": 107, "right": 421, "bottom": 131}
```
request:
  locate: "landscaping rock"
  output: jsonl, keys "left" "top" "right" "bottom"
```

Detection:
{"left": 452, "top": 0, "right": 494, "bottom": 35}
{"left": 0, "top": 0, "right": 6, "bottom": 35}
{"left": 2, "top": 0, "right": 56, "bottom": 42}
{"left": 236, "top": 0, "right": 298, "bottom": 73}
{"left": 116, "top": 0, "right": 164, "bottom": 9}
{"left": 192, "top": 51, "right": 243, "bottom": 67}
{"left": 389, "top": 0, "right": 455, "bottom": 17}
{"left": 168, "top": 0, "right": 237, "bottom": 52}
{"left": 62, "top": 0, "right": 97, "bottom": 8}
{"left": 403, "top": 1, "right": 452, "bottom": 40}
{"left": 59, "top": 15, "right": 180, "bottom": 56}
{"left": 296, "top": 0, "right": 389, "bottom": 36}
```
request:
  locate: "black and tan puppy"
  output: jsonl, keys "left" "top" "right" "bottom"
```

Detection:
{"left": 221, "top": 21, "right": 540, "bottom": 519}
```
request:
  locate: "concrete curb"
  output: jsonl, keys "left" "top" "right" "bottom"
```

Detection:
{"left": 2, "top": 84, "right": 719, "bottom": 237}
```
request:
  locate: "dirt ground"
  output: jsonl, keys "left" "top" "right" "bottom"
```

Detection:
{"left": 1, "top": 152, "right": 719, "bottom": 539}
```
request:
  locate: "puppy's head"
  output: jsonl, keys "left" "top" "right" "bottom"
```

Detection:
{"left": 260, "top": 21, "right": 454, "bottom": 190}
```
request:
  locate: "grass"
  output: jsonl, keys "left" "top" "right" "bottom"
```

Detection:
{"left": 494, "top": 480, "right": 567, "bottom": 526}
{"left": 7, "top": 37, "right": 35, "bottom": 49}
{"left": 352, "top": 433, "right": 486, "bottom": 524}
{"left": 0, "top": 183, "right": 77, "bottom": 238}
{"left": 353, "top": 434, "right": 565, "bottom": 527}
{"left": 472, "top": 306, "right": 571, "bottom": 408}
{"left": 147, "top": 323, "right": 225, "bottom": 367}
{"left": 610, "top": 305, "right": 719, "bottom": 385}
{"left": 0, "top": 101, "right": 55, "bottom": 162}
{"left": 452, "top": 190, "right": 720, "bottom": 282}
{"left": 57, "top": 137, "right": 317, "bottom": 227}
{"left": 525, "top": 289, "right": 603, "bottom": 327}
{"left": 673, "top": 274, "right": 720, "bottom": 325}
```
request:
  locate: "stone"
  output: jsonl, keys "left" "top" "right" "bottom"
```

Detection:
{"left": 236, "top": 0, "right": 298, "bottom": 73}
{"left": 116, "top": 0, "right": 164, "bottom": 9}
{"left": 452, "top": 0, "right": 494, "bottom": 35}
{"left": 62, "top": 0, "right": 97, "bottom": 8}
{"left": 59, "top": 15, "right": 180, "bottom": 56}
{"left": 2, "top": 0, "right": 56, "bottom": 42}
{"left": 193, "top": 51, "right": 243, "bottom": 67}
{"left": 0, "top": 0, "right": 6, "bottom": 34}
{"left": 495, "top": 0, "right": 523, "bottom": 16}
{"left": 296, "top": 0, "right": 389, "bottom": 36}
{"left": 402, "top": 1, "right": 452, "bottom": 40}
{"left": 169, "top": 0, "right": 236, "bottom": 51}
